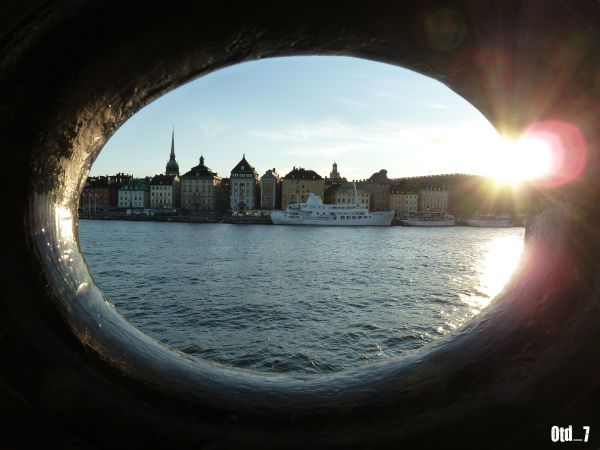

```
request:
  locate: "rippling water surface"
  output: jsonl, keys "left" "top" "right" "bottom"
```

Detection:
{"left": 78, "top": 220, "right": 525, "bottom": 374}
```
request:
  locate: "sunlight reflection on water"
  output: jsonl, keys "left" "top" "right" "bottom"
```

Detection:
{"left": 461, "top": 235, "right": 524, "bottom": 314}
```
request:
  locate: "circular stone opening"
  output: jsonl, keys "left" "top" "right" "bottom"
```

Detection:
{"left": 77, "top": 56, "right": 532, "bottom": 375}
{"left": 13, "top": 3, "right": 600, "bottom": 448}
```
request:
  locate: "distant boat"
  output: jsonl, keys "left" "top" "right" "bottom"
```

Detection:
{"left": 466, "top": 214, "right": 513, "bottom": 228}
{"left": 271, "top": 192, "right": 394, "bottom": 226}
{"left": 401, "top": 212, "right": 455, "bottom": 227}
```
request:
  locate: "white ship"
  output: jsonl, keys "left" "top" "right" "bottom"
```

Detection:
{"left": 466, "top": 214, "right": 513, "bottom": 228}
{"left": 271, "top": 192, "right": 394, "bottom": 226}
{"left": 400, "top": 212, "right": 455, "bottom": 227}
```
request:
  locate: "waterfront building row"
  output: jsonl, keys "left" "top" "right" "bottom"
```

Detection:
{"left": 79, "top": 131, "right": 452, "bottom": 215}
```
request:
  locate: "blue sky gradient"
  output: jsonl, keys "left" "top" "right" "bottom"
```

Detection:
{"left": 91, "top": 56, "right": 502, "bottom": 180}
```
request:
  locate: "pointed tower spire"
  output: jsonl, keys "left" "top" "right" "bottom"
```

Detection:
{"left": 170, "top": 126, "right": 175, "bottom": 158}
{"left": 165, "top": 126, "right": 180, "bottom": 175}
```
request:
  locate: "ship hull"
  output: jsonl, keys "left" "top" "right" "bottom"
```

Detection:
{"left": 401, "top": 218, "right": 455, "bottom": 227}
{"left": 466, "top": 219, "right": 512, "bottom": 228}
{"left": 271, "top": 211, "right": 394, "bottom": 226}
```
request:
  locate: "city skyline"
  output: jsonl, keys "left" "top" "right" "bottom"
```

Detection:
{"left": 90, "top": 55, "right": 510, "bottom": 181}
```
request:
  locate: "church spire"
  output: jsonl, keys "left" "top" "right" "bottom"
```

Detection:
{"left": 165, "top": 126, "right": 180, "bottom": 175}
{"left": 170, "top": 127, "right": 175, "bottom": 158}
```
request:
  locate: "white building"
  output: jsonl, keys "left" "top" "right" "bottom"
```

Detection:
{"left": 150, "top": 174, "right": 180, "bottom": 210}
{"left": 148, "top": 131, "right": 181, "bottom": 211}
{"left": 230, "top": 155, "right": 259, "bottom": 214}
{"left": 118, "top": 178, "right": 150, "bottom": 209}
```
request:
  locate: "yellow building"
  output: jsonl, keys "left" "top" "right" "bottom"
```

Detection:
{"left": 281, "top": 167, "right": 325, "bottom": 208}
{"left": 390, "top": 189, "right": 418, "bottom": 218}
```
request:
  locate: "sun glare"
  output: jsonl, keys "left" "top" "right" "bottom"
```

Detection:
{"left": 477, "top": 120, "right": 587, "bottom": 188}
{"left": 491, "top": 136, "right": 555, "bottom": 185}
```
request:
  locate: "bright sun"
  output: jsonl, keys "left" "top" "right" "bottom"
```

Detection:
{"left": 468, "top": 120, "right": 586, "bottom": 188}
{"left": 489, "top": 135, "right": 555, "bottom": 185}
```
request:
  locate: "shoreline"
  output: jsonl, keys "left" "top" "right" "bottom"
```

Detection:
{"left": 78, "top": 214, "right": 525, "bottom": 227}
{"left": 78, "top": 213, "right": 273, "bottom": 224}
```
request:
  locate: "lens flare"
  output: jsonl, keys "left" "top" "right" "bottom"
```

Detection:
{"left": 424, "top": 8, "right": 467, "bottom": 51}
{"left": 520, "top": 120, "right": 587, "bottom": 188}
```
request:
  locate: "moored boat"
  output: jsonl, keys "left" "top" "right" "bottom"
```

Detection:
{"left": 466, "top": 214, "right": 513, "bottom": 227}
{"left": 271, "top": 192, "right": 394, "bottom": 226}
{"left": 400, "top": 212, "right": 455, "bottom": 227}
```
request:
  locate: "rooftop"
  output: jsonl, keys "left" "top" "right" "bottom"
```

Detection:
{"left": 284, "top": 167, "right": 323, "bottom": 180}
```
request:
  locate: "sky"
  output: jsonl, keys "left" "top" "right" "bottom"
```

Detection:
{"left": 90, "top": 55, "right": 506, "bottom": 181}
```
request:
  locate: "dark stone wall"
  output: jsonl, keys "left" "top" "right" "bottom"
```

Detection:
{"left": 2, "top": 1, "right": 600, "bottom": 448}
